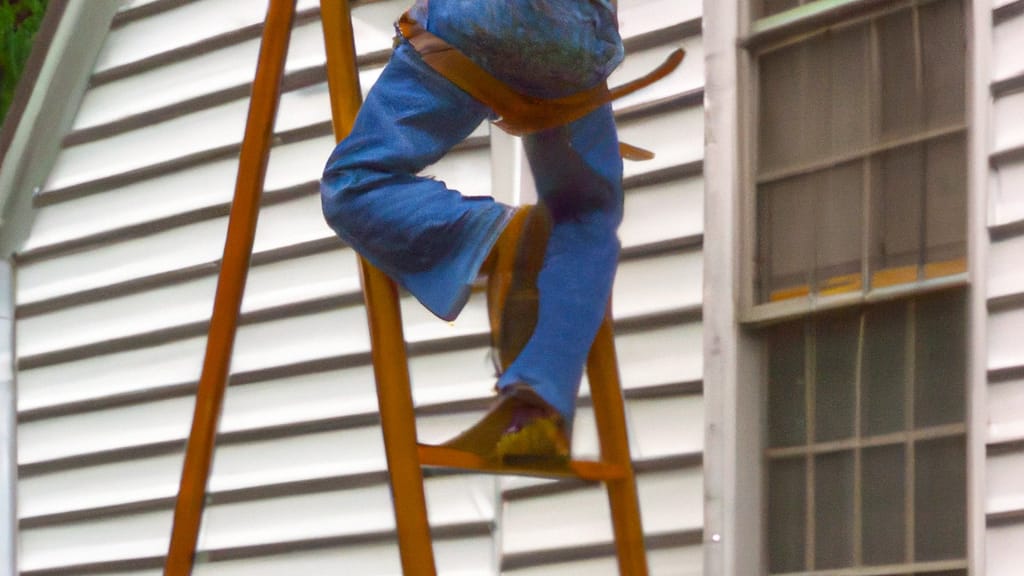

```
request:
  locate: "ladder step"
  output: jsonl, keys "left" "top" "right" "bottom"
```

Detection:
{"left": 417, "top": 444, "right": 628, "bottom": 481}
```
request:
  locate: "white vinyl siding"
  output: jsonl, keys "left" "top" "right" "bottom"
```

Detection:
{"left": 12, "top": 0, "right": 706, "bottom": 574}
{"left": 986, "top": 2, "right": 1024, "bottom": 575}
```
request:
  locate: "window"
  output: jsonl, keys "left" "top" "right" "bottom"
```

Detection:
{"left": 766, "top": 291, "right": 967, "bottom": 573}
{"left": 753, "top": 0, "right": 967, "bottom": 306}
{"left": 744, "top": 1, "right": 971, "bottom": 574}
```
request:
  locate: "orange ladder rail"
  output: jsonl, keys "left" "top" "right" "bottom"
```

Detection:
{"left": 321, "top": 1, "right": 439, "bottom": 573}
{"left": 164, "top": 0, "right": 297, "bottom": 574}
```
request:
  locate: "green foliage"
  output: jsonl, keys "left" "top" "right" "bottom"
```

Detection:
{"left": 0, "top": 0, "right": 47, "bottom": 124}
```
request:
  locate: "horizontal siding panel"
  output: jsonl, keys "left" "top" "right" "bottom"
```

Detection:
{"left": 16, "top": 292, "right": 693, "bottom": 422}
{"left": 17, "top": 394, "right": 193, "bottom": 465}
{"left": 17, "top": 307, "right": 691, "bottom": 469}
{"left": 621, "top": 176, "right": 704, "bottom": 246}
{"left": 20, "top": 507, "right": 172, "bottom": 572}
{"left": 993, "top": 89, "right": 1024, "bottom": 154}
{"left": 988, "top": 303, "right": 1024, "bottom": 372}
{"left": 18, "top": 142, "right": 488, "bottom": 306}
{"left": 18, "top": 385, "right": 692, "bottom": 525}
{"left": 994, "top": 5, "right": 1024, "bottom": 83}
{"left": 990, "top": 157, "right": 1024, "bottom": 228}
{"left": 501, "top": 466, "right": 703, "bottom": 556}
{"left": 191, "top": 535, "right": 494, "bottom": 576}
{"left": 17, "top": 335, "right": 207, "bottom": 414}
{"left": 197, "top": 475, "right": 494, "bottom": 549}
{"left": 987, "top": 448, "right": 1024, "bottom": 516}
{"left": 620, "top": 104, "right": 704, "bottom": 181}
{"left": 74, "top": 0, "right": 404, "bottom": 133}
{"left": 17, "top": 216, "right": 229, "bottom": 306}
{"left": 503, "top": 544, "right": 702, "bottom": 576}
{"left": 44, "top": 97, "right": 252, "bottom": 194}
{"left": 988, "top": 232, "right": 1024, "bottom": 300}
{"left": 989, "top": 376, "right": 1024, "bottom": 445}
{"left": 16, "top": 274, "right": 220, "bottom": 360}
{"left": 15, "top": 249, "right": 360, "bottom": 413}
{"left": 93, "top": 0, "right": 319, "bottom": 75}
{"left": 619, "top": 0, "right": 701, "bottom": 39}
{"left": 19, "top": 475, "right": 492, "bottom": 573}
{"left": 19, "top": 452, "right": 182, "bottom": 521}
{"left": 988, "top": 521, "right": 1024, "bottom": 576}
{"left": 21, "top": 156, "right": 239, "bottom": 254}
{"left": 39, "top": 535, "right": 493, "bottom": 576}
{"left": 610, "top": 34, "right": 703, "bottom": 112}
{"left": 76, "top": 18, "right": 315, "bottom": 133}
{"left": 613, "top": 249, "right": 702, "bottom": 319}
{"left": 612, "top": 322, "right": 703, "bottom": 390}
{"left": 627, "top": 394, "right": 705, "bottom": 460}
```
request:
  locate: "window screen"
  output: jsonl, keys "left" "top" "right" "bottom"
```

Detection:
{"left": 765, "top": 289, "right": 967, "bottom": 574}
{"left": 755, "top": 0, "right": 967, "bottom": 304}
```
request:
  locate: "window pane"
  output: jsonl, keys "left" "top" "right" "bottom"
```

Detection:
{"left": 760, "top": 175, "right": 814, "bottom": 301}
{"left": 755, "top": 0, "right": 967, "bottom": 303}
{"left": 760, "top": 43, "right": 805, "bottom": 173}
{"left": 915, "top": 437, "right": 966, "bottom": 561}
{"left": 814, "top": 311, "right": 858, "bottom": 442}
{"left": 802, "top": 34, "right": 832, "bottom": 166}
{"left": 769, "top": 457, "right": 807, "bottom": 573}
{"left": 862, "top": 301, "right": 907, "bottom": 435}
{"left": 829, "top": 24, "right": 870, "bottom": 158}
{"left": 872, "top": 144, "right": 923, "bottom": 284}
{"left": 924, "top": 135, "right": 967, "bottom": 273}
{"left": 920, "top": 0, "right": 966, "bottom": 129}
{"left": 815, "top": 451, "right": 855, "bottom": 569}
{"left": 862, "top": 445, "right": 906, "bottom": 565}
{"left": 816, "top": 162, "right": 864, "bottom": 295}
{"left": 769, "top": 322, "right": 807, "bottom": 447}
{"left": 877, "top": 10, "right": 921, "bottom": 139}
{"left": 758, "top": 26, "right": 870, "bottom": 171}
{"left": 914, "top": 290, "right": 966, "bottom": 428}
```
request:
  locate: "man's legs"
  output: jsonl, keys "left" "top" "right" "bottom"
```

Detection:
{"left": 496, "top": 103, "right": 624, "bottom": 422}
{"left": 320, "top": 42, "right": 513, "bottom": 321}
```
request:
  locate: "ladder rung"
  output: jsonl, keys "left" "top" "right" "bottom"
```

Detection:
{"left": 417, "top": 443, "right": 628, "bottom": 481}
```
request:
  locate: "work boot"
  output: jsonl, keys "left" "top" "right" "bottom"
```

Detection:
{"left": 441, "top": 383, "right": 570, "bottom": 464}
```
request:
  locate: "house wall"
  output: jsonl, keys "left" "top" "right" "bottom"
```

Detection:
{"left": 985, "top": 1, "right": 1024, "bottom": 574}
{"left": 10, "top": 0, "right": 707, "bottom": 574}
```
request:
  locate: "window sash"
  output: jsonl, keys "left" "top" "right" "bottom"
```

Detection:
{"left": 744, "top": 0, "right": 968, "bottom": 316}
{"left": 763, "top": 292, "right": 968, "bottom": 573}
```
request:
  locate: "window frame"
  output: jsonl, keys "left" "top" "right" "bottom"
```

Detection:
{"left": 730, "top": 1, "right": 980, "bottom": 575}
{"left": 738, "top": 0, "right": 972, "bottom": 327}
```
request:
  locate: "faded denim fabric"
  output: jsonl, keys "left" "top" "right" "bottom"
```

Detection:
{"left": 411, "top": 0, "right": 623, "bottom": 98}
{"left": 320, "top": 3, "right": 624, "bottom": 419}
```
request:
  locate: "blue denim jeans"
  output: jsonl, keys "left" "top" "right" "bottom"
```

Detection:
{"left": 320, "top": 2, "right": 624, "bottom": 420}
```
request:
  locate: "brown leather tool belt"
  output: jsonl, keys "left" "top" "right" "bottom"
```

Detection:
{"left": 396, "top": 11, "right": 684, "bottom": 139}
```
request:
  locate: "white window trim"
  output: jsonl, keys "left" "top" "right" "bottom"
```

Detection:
{"left": 703, "top": 1, "right": 765, "bottom": 575}
{"left": 964, "top": 1, "right": 990, "bottom": 575}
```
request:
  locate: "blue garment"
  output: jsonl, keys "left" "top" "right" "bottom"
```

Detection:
{"left": 320, "top": 1, "right": 624, "bottom": 420}
{"left": 410, "top": 0, "right": 623, "bottom": 98}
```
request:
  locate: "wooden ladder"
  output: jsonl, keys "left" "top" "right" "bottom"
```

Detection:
{"left": 163, "top": 1, "right": 649, "bottom": 574}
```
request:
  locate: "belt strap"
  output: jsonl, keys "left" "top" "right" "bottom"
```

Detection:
{"left": 397, "top": 12, "right": 684, "bottom": 137}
